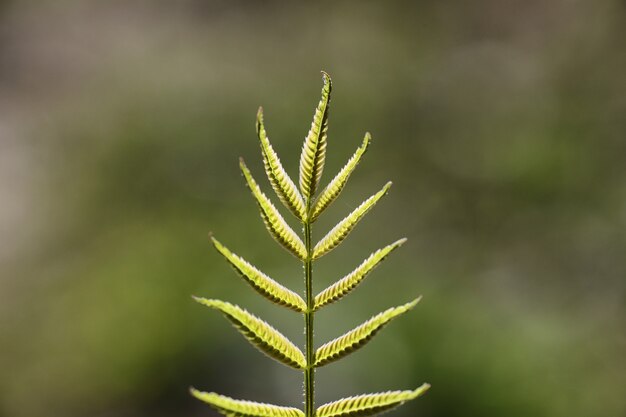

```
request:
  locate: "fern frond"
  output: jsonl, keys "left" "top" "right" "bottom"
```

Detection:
{"left": 314, "top": 238, "right": 406, "bottom": 310}
{"left": 315, "top": 384, "right": 430, "bottom": 417}
{"left": 299, "top": 71, "right": 332, "bottom": 201}
{"left": 193, "top": 298, "right": 306, "bottom": 369}
{"left": 314, "top": 299, "right": 420, "bottom": 367}
{"left": 310, "top": 133, "right": 371, "bottom": 222}
{"left": 240, "top": 159, "right": 307, "bottom": 260}
{"left": 312, "top": 182, "right": 392, "bottom": 260}
{"left": 257, "top": 107, "right": 307, "bottom": 221}
{"left": 211, "top": 236, "right": 306, "bottom": 312}
{"left": 190, "top": 388, "right": 305, "bottom": 417}
{"left": 194, "top": 74, "right": 430, "bottom": 416}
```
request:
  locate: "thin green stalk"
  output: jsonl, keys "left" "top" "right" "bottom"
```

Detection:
{"left": 303, "top": 220, "right": 314, "bottom": 417}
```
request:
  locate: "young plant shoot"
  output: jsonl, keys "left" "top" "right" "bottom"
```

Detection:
{"left": 192, "top": 72, "right": 430, "bottom": 417}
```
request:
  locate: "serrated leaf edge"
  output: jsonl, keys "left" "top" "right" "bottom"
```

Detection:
{"left": 312, "top": 182, "right": 392, "bottom": 259}
{"left": 211, "top": 235, "right": 306, "bottom": 312}
{"left": 299, "top": 71, "right": 332, "bottom": 201}
{"left": 257, "top": 107, "right": 307, "bottom": 221}
{"left": 190, "top": 388, "right": 305, "bottom": 417}
{"left": 314, "top": 238, "right": 406, "bottom": 310}
{"left": 240, "top": 158, "right": 307, "bottom": 260}
{"left": 194, "top": 297, "right": 306, "bottom": 369}
{"left": 315, "top": 384, "right": 430, "bottom": 417}
{"left": 310, "top": 132, "right": 371, "bottom": 222}
{"left": 314, "top": 298, "right": 420, "bottom": 367}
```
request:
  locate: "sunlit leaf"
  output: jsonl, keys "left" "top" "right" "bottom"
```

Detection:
{"left": 257, "top": 107, "right": 307, "bottom": 221}
{"left": 191, "top": 388, "right": 305, "bottom": 417}
{"left": 194, "top": 298, "right": 306, "bottom": 369}
{"left": 310, "top": 132, "right": 371, "bottom": 222}
{"left": 315, "top": 384, "right": 430, "bottom": 417}
{"left": 240, "top": 158, "right": 307, "bottom": 260}
{"left": 299, "top": 71, "right": 332, "bottom": 201}
{"left": 314, "top": 238, "right": 406, "bottom": 310}
{"left": 313, "top": 182, "right": 392, "bottom": 259}
{"left": 315, "top": 299, "right": 420, "bottom": 367}
{"left": 211, "top": 236, "right": 306, "bottom": 312}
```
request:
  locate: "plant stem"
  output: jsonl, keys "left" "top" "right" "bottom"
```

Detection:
{"left": 303, "top": 220, "right": 314, "bottom": 417}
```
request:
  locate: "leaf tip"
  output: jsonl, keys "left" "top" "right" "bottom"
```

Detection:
{"left": 407, "top": 296, "right": 423, "bottom": 309}
{"left": 413, "top": 382, "right": 431, "bottom": 397}
{"left": 239, "top": 158, "right": 251, "bottom": 177}
{"left": 320, "top": 70, "right": 332, "bottom": 87}
{"left": 256, "top": 107, "right": 265, "bottom": 131}
{"left": 209, "top": 235, "right": 224, "bottom": 253}
{"left": 192, "top": 296, "right": 218, "bottom": 309}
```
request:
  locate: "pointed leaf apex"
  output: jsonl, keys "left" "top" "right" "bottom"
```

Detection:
{"left": 256, "top": 106, "right": 307, "bottom": 220}
{"left": 240, "top": 160, "right": 307, "bottom": 259}
{"left": 192, "top": 295, "right": 206, "bottom": 304}
{"left": 256, "top": 107, "right": 265, "bottom": 132}
{"left": 321, "top": 71, "right": 332, "bottom": 94}
{"left": 316, "top": 386, "right": 429, "bottom": 417}
{"left": 321, "top": 70, "right": 332, "bottom": 83}
{"left": 209, "top": 235, "right": 223, "bottom": 251}
{"left": 407, "top": 296, "right": 422, "bottom": 310}
{"left": 415, "top": 383, "right": 431, "bottom": 395}
{"left": 192, "top": 389, "right": 306, "bottom": 417}
{"left": 300, "top": 72, "right": 332, "bottom": 200}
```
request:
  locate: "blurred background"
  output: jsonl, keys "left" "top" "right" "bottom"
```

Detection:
{"left": 1, "top": 1, "right": 625, "bottom": 416}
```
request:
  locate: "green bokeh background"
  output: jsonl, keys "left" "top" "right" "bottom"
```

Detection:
{"left": 1, "top": 1, "right": 625, "bottom": 417}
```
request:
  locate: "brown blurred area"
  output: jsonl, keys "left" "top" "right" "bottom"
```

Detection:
{"left": 1, "top": 1, "right": 625, "bottom": 416}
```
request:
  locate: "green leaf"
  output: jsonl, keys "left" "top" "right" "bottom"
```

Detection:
{"left": 194, "top": 298, "right": 306, "bottom": 369}
{"left": 190, "top": 388, "right": 305, "bottom": 417}
{"left": 299, "top": 71, "right": 332, "bottom": 201}
{"left": 240, "top": 158, "right": 307, "bottom": 260}
{"left": 257, "top": 107, "right": 307, "bottom": 221}
{"left": 310, "top": 132, "right": 371, "bottom": 222}
{"left": 312, "top": 182, "right": 392, "bottom": 260}
{"left": 314, "top": 238, "right": 406, "bottom": 310}
{"left": 314, "top": 299, "right": 420, "bottom": 367}
{"left": 211, "top": 236, "right": 306, "bottom": 312}
{"left": 315, "top": 384, "right": 430, "bottom": 417}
